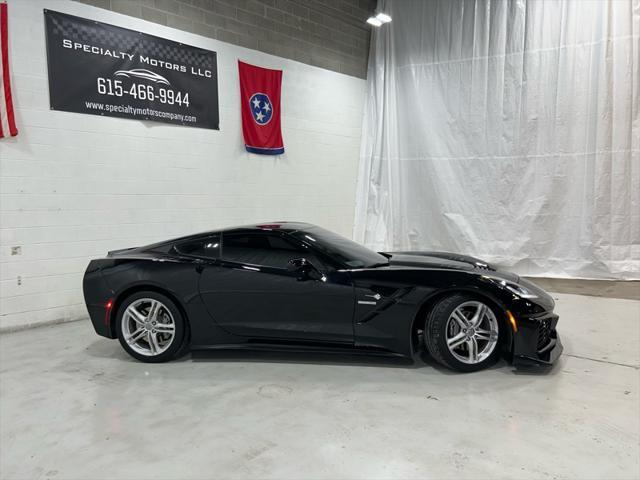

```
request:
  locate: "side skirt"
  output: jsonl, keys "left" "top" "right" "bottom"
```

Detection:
{"left": 189, "top": 341, "right": 409, "bottom": 358}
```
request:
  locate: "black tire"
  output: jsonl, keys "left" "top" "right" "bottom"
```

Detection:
{"left": 115, "top": 291, "right": 187, "bottom": 363}
{"left": 424, "top": 294, "right": 502, "bottom": 373}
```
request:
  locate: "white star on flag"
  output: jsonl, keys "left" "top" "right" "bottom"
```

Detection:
{"left": 263, "top": 102, "right": 271, "bottom": 113}
{"left": 252, "top": 97, "right": 261, "bottom": 109}
{"left": 256, "top": 111, "right": 265, "bottom": 122}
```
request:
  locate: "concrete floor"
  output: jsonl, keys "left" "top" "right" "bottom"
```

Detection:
{"left": 1, "top": 293, "right": 638, "bottom": 480}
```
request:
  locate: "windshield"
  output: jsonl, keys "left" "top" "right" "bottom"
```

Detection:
{"left": 291, "top": 226, "right": 389, "bottom": 268}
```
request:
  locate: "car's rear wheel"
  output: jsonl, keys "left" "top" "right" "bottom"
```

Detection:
{"left": 424, "top": 294, "right": 502, "bottom": 372}
{"left": 115, "top": 291, "right": 186, "bottom": 363}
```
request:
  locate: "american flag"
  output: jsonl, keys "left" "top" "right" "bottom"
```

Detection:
{"left": 0, "top": 2, "right": 18, "bottom": 139}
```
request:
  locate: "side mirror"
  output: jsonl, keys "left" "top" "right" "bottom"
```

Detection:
{"left": 287, "top": 258, "right": 322, "bottom": 281}
{"left": 287, "top": 257, "right": 309, "bottom": 271}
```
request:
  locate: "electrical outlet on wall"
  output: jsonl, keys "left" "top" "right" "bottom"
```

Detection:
{"left": 17, "top": 276, "right": 22, "bottom": 286}
{"left": 11, "top": 246, "right": 22, "bottom": 255}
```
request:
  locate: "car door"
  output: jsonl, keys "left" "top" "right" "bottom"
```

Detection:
{"left": 198, "top": 229, "right": 355, "bottom": 344}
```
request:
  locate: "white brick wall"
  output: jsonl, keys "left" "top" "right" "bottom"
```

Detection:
{"left": 0, "top": 0, "right": 365, "bottom": 330}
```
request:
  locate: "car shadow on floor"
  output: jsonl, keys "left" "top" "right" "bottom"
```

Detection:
{"left": 189, "top": 348, "right": 418, "bottom": 369}
{"left": 85, "top": 338, "right": 560, "bottom": 376}
{"left": 87, "top": 337, "right": 425, "bottom": 369}
{"left": 190, "top": 348, "right": 559, "bottom": 376}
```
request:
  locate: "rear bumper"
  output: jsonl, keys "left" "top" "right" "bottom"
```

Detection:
{"left": 512, "top": 312, "right": 563, "bottom": 367}
{"left": 86, "top": 303, "right": 116, "bottom": 338}
{"left": 83, "top": 263, "right": 117, "bottom": 339}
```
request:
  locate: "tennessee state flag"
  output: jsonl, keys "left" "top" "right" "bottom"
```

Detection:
{"left": 238, "top": 61, "right": 284, "bottom": 155}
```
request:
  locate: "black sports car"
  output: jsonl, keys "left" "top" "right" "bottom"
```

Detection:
{"left": 83, "top": 222, "right": 562, "bottom": 372}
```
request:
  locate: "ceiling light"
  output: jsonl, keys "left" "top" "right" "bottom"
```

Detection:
{"left": 366, "top": 16, "right": 383, "bottom": 27}
{"left": 375, "top": 12, "right": 392, "bottom": 23}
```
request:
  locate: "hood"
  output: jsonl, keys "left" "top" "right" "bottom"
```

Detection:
{"left": 386, "top": 251, "right": 520, "bottom": 283}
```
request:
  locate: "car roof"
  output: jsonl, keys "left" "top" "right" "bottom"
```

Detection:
{"left": 139, "top": 222, "right": 317, "bottom": 251}
{"left": 221, "top": 221, "right": 315, "bottom": 233}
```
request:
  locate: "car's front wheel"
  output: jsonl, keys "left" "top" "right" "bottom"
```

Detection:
{"left": 115, "top": 291, "right": 186, "bottom": 363}
{"left": 424, "top": 294, "right": 502, "bottom": 372}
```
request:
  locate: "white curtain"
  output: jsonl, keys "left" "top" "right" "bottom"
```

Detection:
{"left": 355, "top": 0, "right": 639, "bottom": 280}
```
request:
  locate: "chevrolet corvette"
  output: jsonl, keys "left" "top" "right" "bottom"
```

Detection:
{"left": 83, "top": 222, "right": 562, "bottom": 372}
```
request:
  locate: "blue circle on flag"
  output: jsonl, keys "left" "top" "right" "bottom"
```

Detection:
{"left": 249, "top": 93, "right": 273, "bottom": 125}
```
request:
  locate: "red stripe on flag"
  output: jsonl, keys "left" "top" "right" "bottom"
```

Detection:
{"left": 1, "top": 2, "right": 18, "bottom": 138}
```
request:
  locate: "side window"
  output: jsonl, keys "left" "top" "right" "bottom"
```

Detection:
{"left": 222, "top": 233, "right": 314, "bottom": 269}
{"left": 174, "top": 235, "right": 221, "bottom": 259}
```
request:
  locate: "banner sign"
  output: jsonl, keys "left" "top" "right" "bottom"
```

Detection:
{"left": 44, "top": 10, "right": 219, "bottom": 129}
{"left": 238, "top": 61, "right": 284, "bottom": 155}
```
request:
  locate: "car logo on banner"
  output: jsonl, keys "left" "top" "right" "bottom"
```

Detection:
{"left": 113, "top": 69, "right": 171, "bottom": 86}
{"left": 249, "top": 92, "right": 273, "bottom": 125}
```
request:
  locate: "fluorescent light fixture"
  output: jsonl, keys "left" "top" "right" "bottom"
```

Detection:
{"left": 366, "top": 16, "right": 383, "bottom": 27}
{"left": 375, "top": 12, "right": 392, "bottom": 23}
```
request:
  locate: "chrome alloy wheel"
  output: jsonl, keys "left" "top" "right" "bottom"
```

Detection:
{"left": 445, "top": 301, "right": 499, "bottom": 364}
{"left": 121, "top": 298, "right": 176, "bottom": 357}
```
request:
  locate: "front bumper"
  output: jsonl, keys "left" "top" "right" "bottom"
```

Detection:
{"left": 512, "top": 312, "right": 563, "bottom": 367}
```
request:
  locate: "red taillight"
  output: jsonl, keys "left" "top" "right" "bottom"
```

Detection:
{"left": 104, "top": 299, "right": 114, "bottom": 325}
